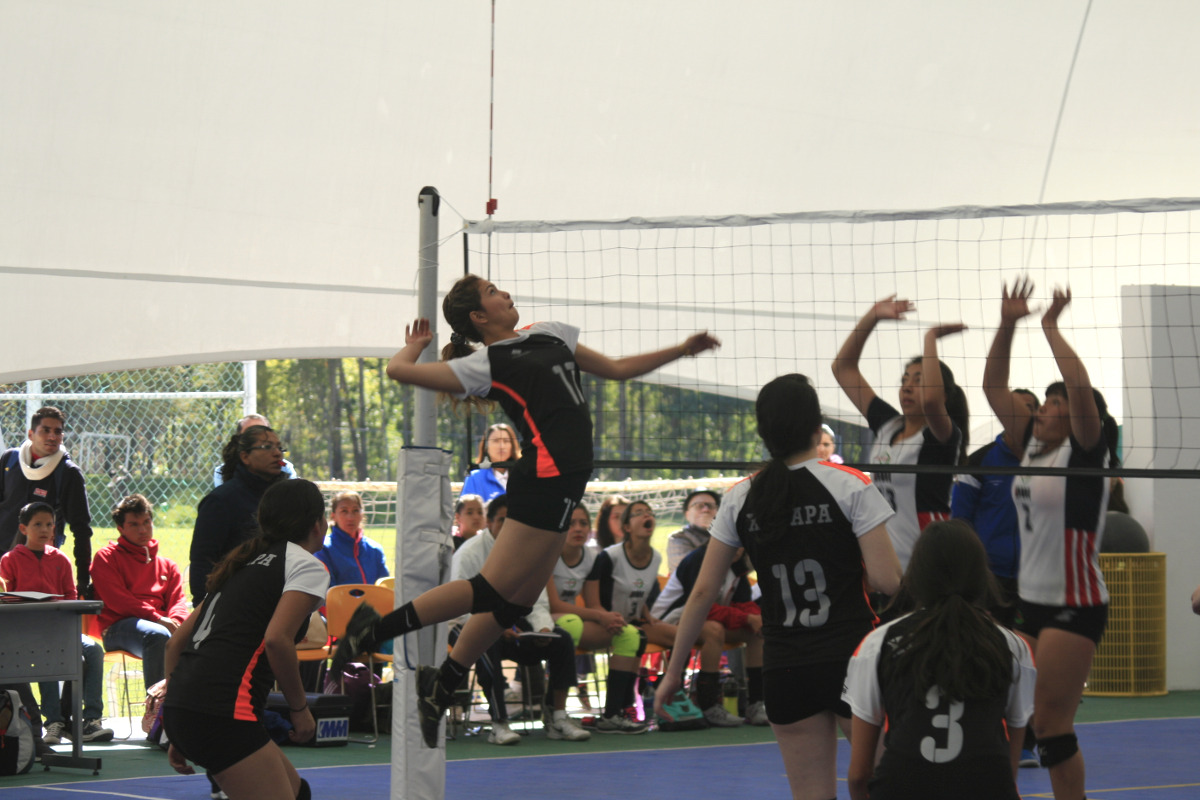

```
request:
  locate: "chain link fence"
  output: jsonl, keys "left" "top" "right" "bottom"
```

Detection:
{"left": 0, "top": 364, "right": 249, "bottom": 529}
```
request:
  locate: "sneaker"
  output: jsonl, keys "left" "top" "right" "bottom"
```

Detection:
{"left": 211, "top": 792, "right": 230, "bottom": 800}
{"left": 330, "top": 602, "right": 382, "bottom": 675}
{"left": 594, "top": 714, "right": 649, "bottom": 735}
{"left": 1020, "top": 748, "right": 1040, "bottom": 768}
{"left": 81, "top": 719, "right": 115, "bottom": 743}
{"left": 703, "top": 704, "right": 744, "bottom": 728}
{"left": 745, "top": 700, "right": 769, "bottom": 727}
{"left": 545, "top": 712, "right": 591, "bottom": 741}
{"left": 487, "top": 720, "right": 521, "bottom": 745}
{"left": 42, "top": 721, "right": 66, "bottom": 746}
{"left": 416, "top": 665, "right": 451, "bottom": 748}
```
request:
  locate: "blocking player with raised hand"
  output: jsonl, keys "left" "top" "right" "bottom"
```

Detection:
{"left": 654, "top": 374, "right": 901, "bottom": 800}
{"left": 831, "top": 297, "right": 969, "bottom": 572}
{"left": 984, "top": 279, "right": 1119, "bottom": 800}
{"left": 332, "top": 273, "right": 719, "bottom": 748}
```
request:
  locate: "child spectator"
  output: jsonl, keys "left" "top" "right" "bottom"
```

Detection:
{"left": 451, "top": 494, "right": 486, "bottom": 551}
{"left": 315, "top": 491, "right": 389, "bottom": 587}
{"left": 0, "top": 501, "right": 112, "bottom": 744}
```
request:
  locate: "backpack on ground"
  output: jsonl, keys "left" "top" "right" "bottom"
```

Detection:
{"left": 655, "top": 694, "right": 709, "bottom": 732}
{"left": 0, "top": 689, "right": 36, "bottom": 775}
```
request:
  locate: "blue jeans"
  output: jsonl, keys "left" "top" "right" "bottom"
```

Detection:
{"left": 103, "top": 617, "right": 170, "bottom": 690}
{"left": 39, "top": 635, "right": 105, "bottom": 722}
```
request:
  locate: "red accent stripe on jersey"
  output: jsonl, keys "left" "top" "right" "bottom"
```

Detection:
{"left": 823, "top": 461, "right": 872, "bottom": 485}
{"left": 1064, "top": 527, "right": 1102, "bottom": 606}
{"left": 233, "top": 641, "right": 267, "bottom": 721}
{"left": 916, "top": 510, "right": 949, "bottom": 531}
{"left": 490, "top": 380, "right": 560, "bottom": 478}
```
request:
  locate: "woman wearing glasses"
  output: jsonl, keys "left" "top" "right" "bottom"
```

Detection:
{"left": 189, "top": 425, "right": 289, "bottom": 605}
{"left": 666, "top": 489, "right": 721, "bottom": 574}
{"left": 461, "top": 423, "right": 521, "bottom": 503}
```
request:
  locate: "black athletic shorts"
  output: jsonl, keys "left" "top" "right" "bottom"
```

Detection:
{"left": 764, "top": 661, "right": 851, "bottom": 725}
{"left": 505, "top": 469, "right": 590, "bottom": 532}
{"left": 163, "top": 706, "right": 271, "bottom": 775}
{"left": 1016, "top": 600, "right": 1108, "bottom": 645}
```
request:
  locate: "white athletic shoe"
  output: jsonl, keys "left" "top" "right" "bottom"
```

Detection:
{"left": 545, "top": 711, "right": 591, "bottom": 741}
{"left": 487, "top": 720, "right": 521, "bottom": 745}
{"left": 745, "top": 701, "right": 769, "bottom": 726}
{"left": 703, "top": 704, "right": 745, "bottom": 728}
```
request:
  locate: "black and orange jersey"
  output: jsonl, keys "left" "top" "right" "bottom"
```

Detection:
{"left": 165, "top": 540, "right": 327, "bottom": 721}
{"left": 448, "top": 321, "right": 592, "bottom": 478}
{"left": 711, "top": 459, "right": 893, "bottom": 670}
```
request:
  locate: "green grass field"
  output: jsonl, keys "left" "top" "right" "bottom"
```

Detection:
{"left": 102, "top": 515, "right": 688, "bottom": 588}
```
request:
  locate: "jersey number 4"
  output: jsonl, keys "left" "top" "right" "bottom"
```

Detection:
{"left": 771, "top": 559, "right": 831, "bottom": 628}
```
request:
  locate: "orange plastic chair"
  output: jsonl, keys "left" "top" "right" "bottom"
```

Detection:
{"left": 325, "top": 584, "right": 395, "bottom": 743}
{"left": 82, "top": 614, "right": 144, "bottom": 737}
{"left": 374, "top": 576, "right": 395, "bottom": 591}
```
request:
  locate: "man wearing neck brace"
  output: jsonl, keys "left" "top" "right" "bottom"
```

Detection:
{"left": 0, "top": 406, "right": 94, "bottom": 594}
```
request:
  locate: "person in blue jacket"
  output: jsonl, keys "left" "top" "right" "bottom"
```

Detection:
{"left": 315, "top": 491, "right": 389, "bottom": 587}
{"left": 460, "top": 423, "right": 520, "bottom": 502}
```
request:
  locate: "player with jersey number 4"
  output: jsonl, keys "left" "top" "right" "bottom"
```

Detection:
{"left": 331, "top": 273, "right": 719, "bottom": 749}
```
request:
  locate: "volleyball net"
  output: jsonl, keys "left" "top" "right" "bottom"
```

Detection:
{"left": 459, "top": 197, "right": 1200, "bottom": 479}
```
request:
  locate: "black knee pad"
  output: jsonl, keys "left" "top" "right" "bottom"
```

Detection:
{"left": 635, "top": 628, "right": 648, "bottom": 659}
{"left": 1037, "top": 732, "right": 1078, "bottom": 768}
{"left": 296, "top": 778, "right": 311, "bottom": 800}
{"left": 467, "top": 573, "right": 532, "bottom": 628}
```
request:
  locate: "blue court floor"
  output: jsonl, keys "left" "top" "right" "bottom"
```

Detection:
{"left": 3, "top": 715, "right": 1198, "bottom": 799}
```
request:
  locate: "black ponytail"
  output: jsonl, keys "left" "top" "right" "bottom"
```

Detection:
{"left": 883, "top": 520, "right": 1012, "bottom": 703}
{"left": 439, "top": 274, "right": 494, "bottom": 413}
{"left": 746, "top": 374, "right": 823, "bottom": 542}
{"left": 205, "top": 480, "right": 326, "bottom": 594}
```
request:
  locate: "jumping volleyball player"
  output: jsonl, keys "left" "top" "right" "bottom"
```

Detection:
{"left": 654, "top": 374, "right": 902, "bottom": 800}
{"left": 332, "top": 274, "right": 719, "bottom": 746}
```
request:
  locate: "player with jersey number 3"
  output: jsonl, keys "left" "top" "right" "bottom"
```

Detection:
{"left": 654, "top": 374, "right": 902, "bottom": 800}
{"left": 332, "top": 274, "right": 720, "bottom": 748}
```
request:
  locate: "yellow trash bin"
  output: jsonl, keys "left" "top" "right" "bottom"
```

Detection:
{"left": 1084, "top": 553, "right": 1167, "bottom": 697}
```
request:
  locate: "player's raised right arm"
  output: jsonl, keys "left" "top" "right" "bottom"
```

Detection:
{"left": 385, "top": 318, "right": 466, "bottom": 393}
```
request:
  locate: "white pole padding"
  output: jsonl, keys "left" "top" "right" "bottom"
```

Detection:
{"left": 391, "top": 445, "right": 453, "bottom": 800}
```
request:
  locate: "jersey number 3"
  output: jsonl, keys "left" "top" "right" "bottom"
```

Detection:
{"left": 919, "top": 686, "right": 964, "bottom": 763}
{"left": 771, "top": 559, "right": 831, "bottom": 628}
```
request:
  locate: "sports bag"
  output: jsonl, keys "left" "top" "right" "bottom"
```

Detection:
{"left": 0, "top": 689, "right": 36, "bottom": 775}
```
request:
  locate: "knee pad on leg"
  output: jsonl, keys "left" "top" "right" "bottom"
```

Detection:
{"left": 467, "top": 573, "right": 532, "bottom": 627}
{"left": 610, "top": 624, "right": 642, "bottom": 659}
{"left": 296, "top": 778, "right": 311, "bottom": 800}
{"left": 556, "top": 614, "right": 583, "bottom": 647}
{"left": 1037, "top": 732, "right": 1078, "bottom": 769}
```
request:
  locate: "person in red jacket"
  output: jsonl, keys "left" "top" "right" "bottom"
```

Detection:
{"left": 0, "top": 502, "right": 113, "bottom": 744}
{"left": 90, "top": 494, "right": 189, "bottom": 691}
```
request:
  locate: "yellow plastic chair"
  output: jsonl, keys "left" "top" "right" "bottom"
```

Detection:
{"left": 326, "top": 584, "right": 395, "bottom": 743}
{"left": 375, "top": 576, "right": 395, "bottom": 591}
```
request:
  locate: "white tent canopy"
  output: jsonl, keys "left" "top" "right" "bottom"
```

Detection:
{"left": 4, "top": 1, "right": 1200, "bottom": 384}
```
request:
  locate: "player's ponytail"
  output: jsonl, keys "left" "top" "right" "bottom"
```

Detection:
{"left": 747, "top": 374, "right": 822, "bottom": 542}
{"left": 439, "top": 273, "right": 494, "bottom": 413}
{"left": 883, "top": 520, "right": 1011, "bottom": 703}
{"left": 205, "top": 480, "right": 326, "bottom": 594}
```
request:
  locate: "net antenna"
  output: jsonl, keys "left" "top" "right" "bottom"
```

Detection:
{"left": 463, "top": 197, "right": 1200, "bottom": 481}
